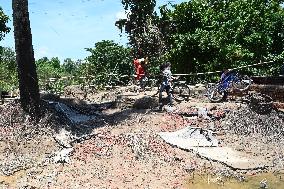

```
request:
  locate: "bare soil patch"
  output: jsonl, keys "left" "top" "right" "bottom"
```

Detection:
{"left": 0, "top": 88, "right": 283, "bottom": 188}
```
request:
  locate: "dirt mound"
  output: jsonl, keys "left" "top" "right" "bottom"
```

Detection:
{"left": 133, "top": 96, "right": 159, "bottom": 109}
{"left": 222, "top": 104, "right": 284, "bottom": 139}
{"left": 0, "top": 102, "right": 61, "bottom": 178}
{"left": 64, "top": 85, "right": 86, "bottom": 100}
{"left": 40, "top": 92, "right": 60, "bottom": 101}
{"left": 249, "top": 93, "right": 274, "bottom": 114}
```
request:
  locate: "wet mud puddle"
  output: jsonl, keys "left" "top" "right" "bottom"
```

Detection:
{"left": 186, "top": 172, "right": 284, "bottom": 189}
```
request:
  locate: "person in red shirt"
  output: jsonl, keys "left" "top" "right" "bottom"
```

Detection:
{"left": 133, "top": 58, "right": 145, "bottom": 80}
{"left": 133, "top": 57, "right": 148, "bottom": 91}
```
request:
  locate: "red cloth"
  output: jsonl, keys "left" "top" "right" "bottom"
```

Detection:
{"left": 133, "top": 59, "right": 145, "bottom": 80}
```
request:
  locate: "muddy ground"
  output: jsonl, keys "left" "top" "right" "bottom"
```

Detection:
{"left": 0, "top": 85, "right": 284, "bottom": 189}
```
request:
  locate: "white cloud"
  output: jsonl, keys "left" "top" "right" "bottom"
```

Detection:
{"left": 34, "top": 46, "right": 50, "bottom": 59}
{"left": 115, "top": 10, "right": 128, "bottom": 20}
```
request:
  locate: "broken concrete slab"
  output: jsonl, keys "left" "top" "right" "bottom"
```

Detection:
{"left": 164, "top": 105, "right": 176, "bottom": 113}
{"left": 54, "top": 129, "right": 73, "bottom": 148}
{"left": 53, "top": 148, "right": 74, "bottom": 164}
{"left": 159, "top": 126, "right": 219, "bottom": 147}
{"left": 159, "top": 126, "right": 271, "bottom": 170}
{"left": 190, "top": 147, "right": 271, "bottom": 170}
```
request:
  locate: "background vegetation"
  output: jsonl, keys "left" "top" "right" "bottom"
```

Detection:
{"left": 159, "top": 0, "right": 284, "bottom": 78}
{"left": 0, "top": 47, "right": 17, "bottom": 91}
{"left": 1, "top": 0, "right": 284, "bottom": 92}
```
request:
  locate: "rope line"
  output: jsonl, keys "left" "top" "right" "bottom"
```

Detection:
{"left": 172, "top": 60, "right": 274, "bottom": 76}
{"left": 44, "top": 60, "right": 275, "bottom": 82}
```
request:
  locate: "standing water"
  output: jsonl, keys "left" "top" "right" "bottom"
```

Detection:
{"left": 186, "top": 172, "right": 284, "bottom": 189}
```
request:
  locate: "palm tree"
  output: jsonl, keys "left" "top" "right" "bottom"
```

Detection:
{"left": 12, "top": 0, "right": 40, "bottom": 117}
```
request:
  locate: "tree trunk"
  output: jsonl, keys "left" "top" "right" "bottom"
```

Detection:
{"left": 12, "top": 0, "right": 40, "bottom": 117}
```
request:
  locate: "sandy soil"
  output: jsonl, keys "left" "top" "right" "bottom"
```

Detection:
{"left": 0, "top": 87, "right": 284, "bottom": 189}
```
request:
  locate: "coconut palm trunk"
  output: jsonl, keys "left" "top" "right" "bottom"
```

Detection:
{"left": 12, "top": 0, "right": 40, "bottom": 117}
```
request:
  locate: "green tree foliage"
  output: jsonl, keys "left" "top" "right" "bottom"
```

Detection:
{"left": 117, "top": 0, "right": 170, "bottom": 75}
{"left": 0, "top": 8, "right": 13, "bottom": 90}
{"left": 34, "top": 57, "right": 83, "bottom": 93}
{"left": 0, "top": 7, "right": 10, "bottom": 41}
{"left": 62, "top": 58, "right": 80, "bottom": 76}
{"left": 160, "top": 0, "right": 284, "bottom": 76}
{"left": 36, "top": 57, "right": 62, "bottom": 82}
{"left": 117, "top": 0, "right": 158, "bottom": 57}
{"left": 0, "top": 47, "right": 17, "bottom": 90}
{"left": 84, "top": 40, "right": 132, "bottom": 86}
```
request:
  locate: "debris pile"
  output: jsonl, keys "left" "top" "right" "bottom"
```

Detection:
{"left": 71, "top": 128, "right": 181, "bottom": 172}
{"left": 249, "top": 93, "right": 274, "bottom": 114}
{"left": 222, "top": 100, "right": 284, "bottom": 139}
{"left": 123, "top": 131, "right": 176, "bottom": 162}
{"left": 0, "top": 102, "right": 62, "bottom": 176}
{"left": 74, "top": 131, "right": 116, "bottom": 161}
{"left": 0, "top": 101, "right": 26, "bottom": 128}
{"left": 64, "top": 85, "right": 87, "bottom": 100}
{"left": 133, "top": 96, "right": 158, "bottom": 109}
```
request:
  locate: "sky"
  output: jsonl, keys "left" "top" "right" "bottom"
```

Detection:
{"left": 0, "top": 0, "right": 185, "bottom": 62}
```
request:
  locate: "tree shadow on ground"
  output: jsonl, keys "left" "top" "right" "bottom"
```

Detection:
{"left": 44, "top": 96, "right": 152, "bottom": 138}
